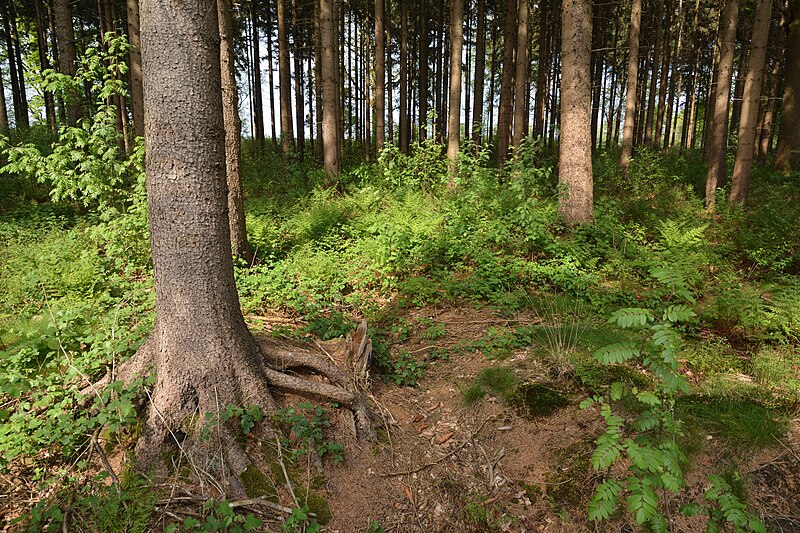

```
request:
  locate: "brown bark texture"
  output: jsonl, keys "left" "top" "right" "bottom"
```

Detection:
{"left": 496, "top": 0, "right": 517, "bottom": 165}
{"left": 620, "top": 0, "right": 642, "bottom": 176}
{"left": 320, "top": 0, "right": 341, "bottom": 177}
{"left": 511, "top": 0, "right": 530, "bottom": 152}
{"left": 558, "top": 0, "right": 594, "bottom": 225}
{"left": 278, "top": 0, "right": 294, "bottom": 158}
{"left": 472, "top": 0, "right": 486, "bottom": 146}
{"left": 53, "top": 0, "right": 82, "bottom": 123}
{"left": 126, "top": 0, "right": 144, "bottom": 137}
{"left": 775, "top": 7, "right": 800, "bottom": 173}
{"left": 375, "top": 0, "right": 386, "bottom": 153}
{"left": 447, "top": 0, "right": 464, "bottom": 184}
{"left": 730, "top": 0, "right": 773, "bottom": 204}
{"left": 705, "top": 0, "right": 738, "bottom": 209}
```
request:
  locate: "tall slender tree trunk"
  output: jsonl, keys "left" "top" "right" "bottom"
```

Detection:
{"left": 399, "top": 0, "right": 410, "bottom": 153}
{"left": 559, "top": 0, "right": 593, "bottom": 225}
{"left": 705, "top": 0, "right": 739, "bottom": 209}
{"left": 775, "top": 7, "right": 800, "bottom": 173}
{"left": 0, "top": 65, "right": 7, "bottom": 133}
{"left": 472, "top": 0, "right": 486, "bottom": 146}
{"left": 730, "top": 19, "right": 752, "bottom": 135}
{"left": 34, "top": 1, "right": 56, "bottom": 131}
{"left": 496, "top": 0, "right": 517, "bottom": 164}
{"left": 511, "top": 0, "right": 530, "bottom": 152}
{"left": 654, "top": 8, "right": 673, "bottom": 149}
{"left": 126, "top": 0, "right": 144, "bottom": 137}
{"left": 8, "top": 2, "right": 28, "bottom": 128}
{"left": 447, "top": 0, "right": 464, "bottom": 184}
{"left": 488, "top": 18, "right": 498, "bottom": 144}
{"left": 292, "top": 0, "right": 304, "bottom": 160}
{"left": 218, "top": 0, "right": 253, "bottom": 262}
{"left": 251, "top": 2, "right": 265, "bottom": 150}
{"left": 375, "top": 0, "right": 386, "bottom": 153}
{"left": 758, "top": 54, "right": 781, "bottom": 161}
{"left": 620, "top": 0, "right": 642, "bottom": 177}
{"left": 730, "top": 0, "right": 772, "bottom": 204}
{"left": 265, "top": 4, "right": 279, "bottom": 151}
{"left": 419, "top": 3, "right": 429, "bottom": 141}
{"left": 533, "top": 1, "right": 549, "bottom": 141}
{"left": 643, "top": 0, "right": 663, "bottom": 147}
{"left": 277, "top": 0, "right": 294, "bottom": 159}
{"left": 320, "top": 0, "right": 340, "bottom": 177}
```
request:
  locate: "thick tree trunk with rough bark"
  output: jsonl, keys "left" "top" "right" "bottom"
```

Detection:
{"left": 511, "top": 0, "right": 530, "bottom": 153}
{"left": 110, "top": 0, "right": 370, "bottom": 478}
{"left": 705, "top": 0, "right": 738, "bottom": 209}
{"left": 558, "top": 0, "right": 593, "bottom": 225}
{"left": 447, "top": 0, "right": 464, "bottom": 184}
{"left": 620, "top": 0, "right": 642, "bottom": 177}
{"left": 496, "top": 0, "right": 517, "bottom": 165}
{"left": 219, "top": 0, "right": 253, "bottom": 262}
{"left": 729, "top": 0, "right": 772, "bottom": 204}
{"left": 775, "top": 7, "right": 800, "bottom": 173}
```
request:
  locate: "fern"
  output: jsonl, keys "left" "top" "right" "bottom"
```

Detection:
{"left": 609, "top": 307, "right": 653, "bottom": 328}
{"left": 593, "top": 342, "right": 640, "bottom": 364}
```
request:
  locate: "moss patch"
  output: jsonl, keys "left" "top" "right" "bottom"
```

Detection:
{"left": 296, "top": 487, "right": 332, "bottom": 525}
{"left": 511, "top": 383, "right": 570, "bottom": 419}
{"left": 240, "top": 464, "right": 277, "bottom": 499}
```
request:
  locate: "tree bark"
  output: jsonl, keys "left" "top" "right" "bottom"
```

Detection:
{"left": 511, "top": 0, "right": 530, "bottom": 153}
{"left": 532, "top": 1, "right": 549, "bottom": 141}
{"left": 277, "top": 0, "right": 294, "bottom": 159}
{"left": 758, "top": 53, "right": 781, "bottom": 161}
{"left": 447, "top": 0, "right": 464, "bottom": 184}
{"left": 219, "top": 0, "right": 254, "bottom": 262}
{"left": 320, "top": 0, "right": 341, "bottom": 178}
{"left": 705, "top": 0, "right": 738, "bottom": 209}
{"left": 292, "top": 0, "right": 305, "bottom": 160}
{"left": 34, "top": 1, "right": 56, "bottom": 131}
{"left": 620, "top": 0, "right": 642, "bottom": 177}
{"left": 251, "top": 2, "right": 266, "bottom": 150}
{"left": 558, "top": 0, "right": 593, "bottom": 225}
{"left": 0, "top": 63, "right": 7, "bottom": 133}
{"left": 472, "top": 0, "right": 486, "bottom": 146}
{"left": 419, "top": 2, "right": 430, "bottom": 141}
{"left": 399, "top": 0, "right": 410, "bottom": 153}
{"left": 375, "top": 0, "right": 386, "bottom": 152}
{"left": 775, "top": 6, "right": 800, "bottom": 173}
{"left": 643, "top": 0, "right": 663, "bottom": 147}
{"left": 730, "top": 0, "right": 772, "bottom": 205}
{"left": 126, "top": 0, "right": 144, "bottom": 137}
{"left": 496, "top": 0, "right": 517, "bottom": 165}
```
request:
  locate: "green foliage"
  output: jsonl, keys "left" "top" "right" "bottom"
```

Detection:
{"left": 701, "top": 474, "right": 766, "bottom": 532}
{"left": 165, "top": 500, "right": 262, "bottom": 533}
{"left": 274, "top": 402, "right": 344, "bottom": 464}
{"left": 280, "top": 505, "right": 321, "bottom": 533}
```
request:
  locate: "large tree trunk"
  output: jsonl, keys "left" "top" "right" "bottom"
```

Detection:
{"left": 511, "top": 0, "right": 530, "bottom": 152}
{"left": 775, "top": 6, "right": 800, "bottom": 174}
{"left": 705, "top": 0, "right": 738, "bottom": 209}
{"left": 219, "top": 0, "right": 254, "bottom": 262}
{"left": 729, "top": 0, "right": 772, "bottom": 205}
{"left": 472, "top": 0, "right": 486, "bottom": 146}
{"left": 375, "top": 0, "right": 386, "bottom": 153}
{"left": 320, "top": 0, "right": 340, "bottom": 178}
{"left": 620, "top": 0, "right": 642, "bottom": 177}
{"left": 558, "top": 0, "right": 593, "bottom": 225}
{"left": 120, "top": 0, "right": 368, "bottom": 478}
{"left": 34, "top": 1, "right": 56, "bottom": 131}
{"left": 277, "top": 0, "right": 294, "bottom": 160}
{"left": 496, "top": 0, "right": 517, "bottom": 165}
{"left": 447, "top": 0, "right": 464, "bottom": 184}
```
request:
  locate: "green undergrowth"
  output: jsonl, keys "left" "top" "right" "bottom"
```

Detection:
{"left": 2, "top": 137, "right": 800, "bottom": 527}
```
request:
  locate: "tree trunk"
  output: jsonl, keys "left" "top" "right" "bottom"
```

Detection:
{"left": 472, "top": 0, "right": 486, "bottom": 146}
{"left": 654, "top": 7, "right": 673, "bottom": 149}
{"left": 620, "top": 0, "right": 642, "bottom": 177}
{"left": 0, "top": 63, "right": 8, "bottom": 132}
{"left": 758, "top": 54, "right": 781, "bottom": 162}
{"left": 730, "top": 19, "right": 752, "bottom": 136}
{"left": 488, "top": 17, "right": 498, "bottom": 144}
{"left": 532, "top": 1, "right": 549, "bottom": 141}
{"left": 126, "top": 0, "right": 144, "bottom": 137}
{"left": 644, "top": 0, "right": 664, "bottom": 147}
{"left": 730, "top": 0, "right": 772, "bottom": 205}
{"left": 496, "top": 0, "right": 517, "bottom": 165}
{"left": 447, "top": 0, "right": 464, "bottom": 184}
{"left": 277, "top": 0, "right": 294, "bottom": 159}
{"left": 559, "top": 0, "right": 593, "bottom": 225}
{"left": 125, "top": 0, "right": 369, "bottom": 476}
{"left": 399, "top": 0, "right": 410, "bottom": 153}
{"left": 705, "top": 0, "right": 739, "bottom": 209}
{"left": 34, "top": 1, "right": 56, "bottom": 131}
{"left": 219, "top": 0, "right": 253, "bottom": 262}
{"left": 419, "top": 2, "right": 429, "bottom": 141}
{"left": 251, "top": 2, "right": 266, "bottom": 150}
{"left": 775, "top": 7, "right": 800, "bottom": 174}
{"left": 375, "top": 0, "right": 385, "bottom": 152}
{"left": 511, "top": 0, "right": 530, "bottom": 153}
{"left": 292, "top": 0, "right": 305, "bottom": 160}
{"left": 320, "top": 0, "right": 340, "bottom": 178}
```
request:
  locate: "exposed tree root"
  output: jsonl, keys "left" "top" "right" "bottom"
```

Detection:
{"left": 84, "top": 320, "right": 376, "bottom": 489}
